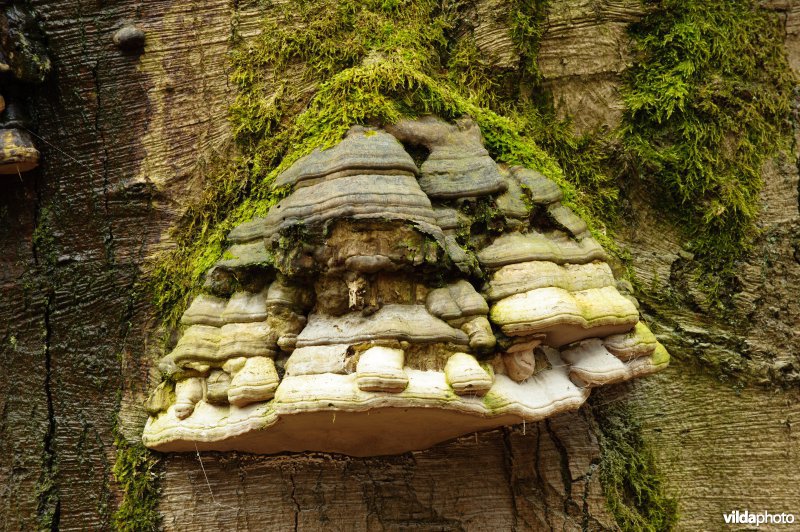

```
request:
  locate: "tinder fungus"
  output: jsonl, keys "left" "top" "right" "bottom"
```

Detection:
{"left": 143, "top": 117, "right": 669, "bottom": 456}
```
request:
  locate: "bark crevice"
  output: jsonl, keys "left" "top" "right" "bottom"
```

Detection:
{"left": 37, "top": 289, "right": 60, "bottom": 531}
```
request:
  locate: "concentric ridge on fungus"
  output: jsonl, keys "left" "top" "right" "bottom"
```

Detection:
{"left": 143, "top": 117, "right": 669, "bottom": 456}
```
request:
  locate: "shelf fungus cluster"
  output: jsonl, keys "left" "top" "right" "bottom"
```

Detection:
{"left": 143, "top": 117, "right": 669, "bottom": 456}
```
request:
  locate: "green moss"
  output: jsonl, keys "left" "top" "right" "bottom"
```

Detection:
{"left": 447, "top": 37, "right": 503, "bottom": 107}
{"left": 35, "top": 470, "right": 59, "bottom": 531}
{"left": 112, "top": 434, "right": 161, "bottom": 532}
{"left": 622, "top": 0, "right": 794, "bottom": 303}
{"left": 509, "top": 0, "right": 549, "bottom": 86}
{"left": 596, "top": 401, "right": 678, "bottom": 531}
{"left": 444, "top": 0, "right": 548, "bottom": 107}
{"left": 461, "top": 197, "right": 505, "bottom": 235}
{"left": 32, "top": 205, "right": 58, "bottom": 270}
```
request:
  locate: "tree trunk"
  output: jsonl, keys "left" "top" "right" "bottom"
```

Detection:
{"left": 1, "top": 1, "right": 798, "bottom": 530}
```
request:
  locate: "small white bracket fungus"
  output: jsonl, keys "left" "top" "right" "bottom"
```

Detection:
{"left": 445, "top": 353, "right": 493, "bottom": 396}
{"left": 227, "top": 356, "right": 280, "bottom": 407}
{"left": 355, "top": 346, "right": 409, "bottom": 393}
{"left": 173, "top": 378, "right": 204, "bottom": 420}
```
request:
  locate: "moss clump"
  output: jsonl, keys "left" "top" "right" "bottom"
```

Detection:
{"left": 509, "top": 0, "right": 548, "bottom": 84}
{"left": 35, "top": 470, "right": 59, "bottom": 530}
{"left": 445, "top": 0, "right": 547, "bottom": 107}
{"left": 623, "top": 0, "right": 794, "bottom": 301}
{"left": 32, "top": 205, "right": 58, "bottom": 270}
{"left": 150, "top": 0, "right": 621, "bottom": 325}
{"left": 112, "top": 435, "right": 161, "bottom": 531}
{"left": 596, "top": 401, "right": 678, "bottom": 531}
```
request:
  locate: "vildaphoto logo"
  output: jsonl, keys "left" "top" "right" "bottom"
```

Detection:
{"left": 723, "top": 510, "right": 796, "bottom": 527}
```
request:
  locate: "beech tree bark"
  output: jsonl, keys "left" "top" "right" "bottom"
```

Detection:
{"left": 1, "top": 1, "right": 798, "bottom": 531}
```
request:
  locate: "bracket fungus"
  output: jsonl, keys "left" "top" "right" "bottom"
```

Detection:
{"left": 143, "top": 117, "right": 669, "bottom": 456}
